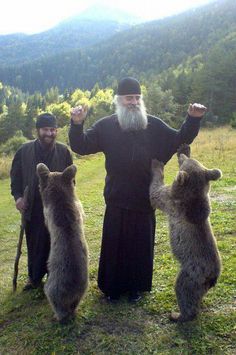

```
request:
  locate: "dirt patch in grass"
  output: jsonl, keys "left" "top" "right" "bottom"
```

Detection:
{"left": 211, "top": 186, "right": 236, "bottom": 202}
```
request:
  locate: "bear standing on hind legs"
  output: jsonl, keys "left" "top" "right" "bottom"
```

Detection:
{"left": 149, "top": 144, "right": 222, "bottom": 322}
{"left": 37, "top": 163, "right": 88, "bottom": 324}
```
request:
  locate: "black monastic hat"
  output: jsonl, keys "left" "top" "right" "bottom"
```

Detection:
{"left": 117, "top": 77, "right": 141, "bottom": 95}
{"left": 36, "top": 113, "right": 57, "bottom": 128}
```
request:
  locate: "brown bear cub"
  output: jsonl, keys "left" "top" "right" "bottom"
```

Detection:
{"left": 150, "top": 144, "right": 222, "bottom": 322}
{"left": 37, "top": 163, "right": 88, "bottom": 324}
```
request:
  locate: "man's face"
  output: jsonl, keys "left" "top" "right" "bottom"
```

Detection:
{"left": 119, "top": 95, "right": 141, "bottom": 110}
{"left": 37, "top": 127, "right": 57, "bottom": 145}
{"left": 115, "top": 94, "right": 147, "bottom": 131}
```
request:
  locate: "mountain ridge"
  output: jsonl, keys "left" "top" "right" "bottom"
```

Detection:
{"left": 0, "top": 5, "right": 141, "bottom": 66}
{"left": 0, "top": 0, "right": 235, "bottom": 94}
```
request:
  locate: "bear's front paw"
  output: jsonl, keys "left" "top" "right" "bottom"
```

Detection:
{"left": 177, "top": 144, "right": 191, "bottom": 158}
{"left": 151, "top": 159, "right": 164, "bottom": 173}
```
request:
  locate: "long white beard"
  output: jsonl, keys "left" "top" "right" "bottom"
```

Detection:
{"left": 115, "top": 98, "right": 148, "bottom": 131}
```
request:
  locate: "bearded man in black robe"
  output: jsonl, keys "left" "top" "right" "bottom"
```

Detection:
{"left": 11, "top": 113, "right": 73, "bottom": 290}
{"left": 69, "top": 77, "right": 206, "bottom": 302}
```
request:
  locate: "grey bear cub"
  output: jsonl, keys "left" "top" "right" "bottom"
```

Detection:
{"left": 37, "top": 163, "right": 88, "bottom": 323}
{"left": 150, "top": 144, "right": 222, "bottom": 322}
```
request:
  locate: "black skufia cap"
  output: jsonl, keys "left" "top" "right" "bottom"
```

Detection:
{"left": 36, "top": 113, "right": 57, "bottom": 128}
{"left": 117, "top": 77, "right": 141, "bottom": 95}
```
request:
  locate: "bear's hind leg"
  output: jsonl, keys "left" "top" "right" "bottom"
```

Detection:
{"left": 171, "top": 270, "right": 203, "bottom": 322}
{"left": 49, "top": 298, "right": 71, "bottom": 323}
{"left": 45, "top": 284, "right": 71, "bottom": 323}
{"left": 68, "top": 297, "right": 79, "bottom": 319}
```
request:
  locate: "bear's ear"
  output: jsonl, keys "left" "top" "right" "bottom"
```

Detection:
{"left": 62, "top": 164, "right": 77, "bottom": 183}
{"left": 37, "top": 163, "right": 50, "bottom": 181}
{"left": 176, "top": 170, "right": 189, "bottom": 185}
{"left": 206, "top": 169, "right": 222, "bottom": 181}
{"left": 178, "top": 153, "right": 188, "bottom": 167}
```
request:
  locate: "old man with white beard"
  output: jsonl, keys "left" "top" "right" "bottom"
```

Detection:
{"left": 69, "top": 77, "right": 206, "bottom": 303}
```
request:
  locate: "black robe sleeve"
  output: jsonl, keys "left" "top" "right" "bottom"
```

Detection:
{"left": 68, "top": 120, "right": 102, "bottom": 155}
{"left": 65, "top": 148, "right": 73, "bottom": 166}
{"left": 10, "top": 148, "right": 23, "bottom": 201}
{"left": 156, "top": 115, "right": 202, "bottom": 163}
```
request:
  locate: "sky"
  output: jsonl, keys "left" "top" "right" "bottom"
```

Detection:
{"left": 0, "top": 0, "right": 213, "bottom": 35}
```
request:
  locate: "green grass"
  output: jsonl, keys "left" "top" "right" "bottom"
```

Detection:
{"left": 0, "top": 127, "right": 236, "bottom": 354}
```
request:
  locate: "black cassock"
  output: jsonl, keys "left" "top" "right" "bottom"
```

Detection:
{"left": 24, "top": 143, "right": 62, "bottom": 284}
{"left": 11, "top": 140, "right": 73, "bottom": 285}
{"left": 69, "top": 113, "right": 201, "bottom": 295}
{"left": 25, "top": 199, "right": 50, "bottom": 285}
{"left": 98, "top": 205, "right": 156, "bottom": 296}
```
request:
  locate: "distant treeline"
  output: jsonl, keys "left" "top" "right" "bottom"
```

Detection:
{"left": 0, "top": 80, "right": 184, "bottom": 152}
{"left": 0, "top": 76, "right": 236, "bottom": 158}
{"left": 0, "top": 0, "right": 235, "bottom": 128}
{"left": 0, "top": 0, "right": 236, "bottom": 152}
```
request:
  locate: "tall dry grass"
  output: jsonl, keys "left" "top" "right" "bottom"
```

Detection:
{"left": 192, "top": 126, "right": 236, "bottom": 162}
{"left": 161, "top": 126, "right": 236, "bottom": 184}
{"left": 0, "top": 126, "right": 235, "bottom": 180}
{"left": 0, "top": 154, "right": 12, "bottom": 179}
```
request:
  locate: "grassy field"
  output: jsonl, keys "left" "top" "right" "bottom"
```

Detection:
{"left": 0, "top": 127, "right": 235, "bottom": 354}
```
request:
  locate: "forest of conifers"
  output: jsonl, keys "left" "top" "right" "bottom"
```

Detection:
{"left": 0, "top": 0, "right": 235, "bottom": 150}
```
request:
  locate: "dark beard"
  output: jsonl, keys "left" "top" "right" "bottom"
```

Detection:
{"left": 37, "top": 134, "right": 56, "bottom": 149}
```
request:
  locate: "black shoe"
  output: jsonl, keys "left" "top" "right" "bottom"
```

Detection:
{"left": 128, "top": 292, "right": 142, "bottom": 303}
{"left": 105, "top": 294, "right": 120, "bottom": 303}
{"left": 23, "top": 283, "right": 36, "bottom": 291}
{"left": 23, "top": 280, "right": 42, "bottom": 291}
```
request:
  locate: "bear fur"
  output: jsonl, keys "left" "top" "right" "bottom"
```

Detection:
{"left": 37, "top": 163, "right": 88, "bottom": 323}
{"left": 149, "top": 144, "right": 222, "bottom": 322}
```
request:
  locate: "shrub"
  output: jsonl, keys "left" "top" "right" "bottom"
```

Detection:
{"left": 0, "top": 154, "right": 12, "bottom": 179}
{"left": 57, "top": 125, "right": 70, "bottom": 145}
{"left": 0, "top": 131, "right": 28, "bottom": 155}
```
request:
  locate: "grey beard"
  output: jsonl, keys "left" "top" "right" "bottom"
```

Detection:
{"left": 115, "top": 101, "right": 148, "bottom": 132}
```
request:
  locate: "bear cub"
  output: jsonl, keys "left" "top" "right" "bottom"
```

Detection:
{"left": 37, "top": 163, "right": 88, "bottom": 324}
{"left": 150, "top": 144, "right": 222, "bottom": 322}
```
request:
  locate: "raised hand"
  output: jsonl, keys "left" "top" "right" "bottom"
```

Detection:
{"left": 70, "top": 105, "right": 88, "bottom": 124}
{"left": 187, "top": 103, "right": 207, "bottom": 118}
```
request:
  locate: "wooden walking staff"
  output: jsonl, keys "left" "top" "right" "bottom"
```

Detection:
{"left": 13, "top": 186, "right": 29, "bottom": 292}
